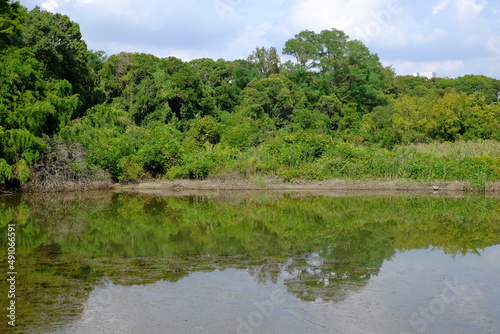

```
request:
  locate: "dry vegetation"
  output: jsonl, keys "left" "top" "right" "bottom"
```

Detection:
{"left": 405, "top": 140, "right": 500, "bottom": 158}
{"left": 22, "top": 140, "right": 112, "bottom": 193}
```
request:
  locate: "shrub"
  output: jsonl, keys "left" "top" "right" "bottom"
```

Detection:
{"left": 117, "top": 155, "right": 146, "bottom": 182}
{"left": 0, "top": 159, "right": 13, "bottom": 183}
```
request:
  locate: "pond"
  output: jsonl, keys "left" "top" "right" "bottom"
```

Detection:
{"left": 1, "top": 191, "right": 499, "bottom": 333}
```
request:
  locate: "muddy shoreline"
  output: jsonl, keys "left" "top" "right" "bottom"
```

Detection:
{"left": 113, "top": 177, "right": 500, "bottom": 195}
{"left": 3, "top": 177, "right": 498, "bottom": 195}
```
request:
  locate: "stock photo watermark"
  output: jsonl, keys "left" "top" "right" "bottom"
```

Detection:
{"left": 214, "top": 0, "right": 244, "bottom": 20}
{"left": 236, "top": 289, "right": 286, "bottom": 334}
{"left": 400, "top": 278, "right": 464, "bottom": 334}
{"left": 355, "top": 0, "right": 402, "bottom": 42}
{"left": 54, "top": 279, "right": 125, "bottom": 334}
{"left": 6, "top": 222, "right": 17, "bottom": 327}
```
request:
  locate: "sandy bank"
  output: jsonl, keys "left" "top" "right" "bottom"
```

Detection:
{"left": 113, "top": 177, "right": 500, "bottom": 196}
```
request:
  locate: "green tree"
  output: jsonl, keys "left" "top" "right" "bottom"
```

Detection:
{"left": 437, "top": 75, "right": 500, "bottom": 103}
{"left": 168, "top": 61, "right": 207, "bottom": 122}
{"left": 185, "top": 116, "right": 221, "bottom": 147}
{"left": 390, "top": 75, "right": 439, "bottom": 98}
{"left": 22, "top": 7, "right": 100, "bottom": 113}
{"left": 0, "top": 48, "right": 79, "bottom": 136}
{"left": 220, "top": 112, "right": 259, "bottom": 150}
{"left": 0, "top": 0, "right": 24, "bottom": 50}
{"left": 390, "top": 95, "right": 434, "bottom": 143}
{"left": 283, "top": 29, "right": 387, "bottom": 112}
{"left": 23, "top": 7, "right": 88, "bottom": 82}
{"left": 247, "top": 46, "right": 281, "bottom": 78}
{"left": 98, "top": 52, "right": 176, "bottom": 125}
{"left": 344, "top": 40, "right": 388, "bottom": 109}
{"left": 283, "top": 29, "right": 349, "bottom": 76}
{"left": 240, "top": 74, "right": 304, "bottom": 127}
{"left": 189, "top": 58, "right": 245, "bottom": 114}
{"left": 283, "top": 30, "right": 324, "bottom": 70}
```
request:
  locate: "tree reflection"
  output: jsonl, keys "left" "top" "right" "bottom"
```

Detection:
{"left": 0, "top": 192, "right": 499, "bottom": 333}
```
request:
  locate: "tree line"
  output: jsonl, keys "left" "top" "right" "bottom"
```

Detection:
{"left": 1, "top": 1, "right": 500, "bottom": 189}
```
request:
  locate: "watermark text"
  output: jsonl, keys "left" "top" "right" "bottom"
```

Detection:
{"left": 6, "top": 223, "right": 17, "bottom": 327}
{"left": 355, "top": 0, "right": 402, "bottom": 41}
{"left": 400, "top": 278, "right": 463, "bottom": 334}
{"left": 214, "top": 0, "right": 244, "bottom": 20}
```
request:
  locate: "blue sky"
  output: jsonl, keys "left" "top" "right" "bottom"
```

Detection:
{"left": 19, "top": 0, "right": 500, "bottom": 78}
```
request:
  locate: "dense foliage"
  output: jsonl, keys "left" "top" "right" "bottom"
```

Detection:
{"left": 1, "top": 1, "right": 500, "bottom": 190}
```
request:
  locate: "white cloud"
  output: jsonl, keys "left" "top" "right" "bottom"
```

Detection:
{"left": 220, "top": 23, "right": 275, "bottom": 60}
{"left": 432, "top": 0, "right": 451, "bottom": 15}
{"left": 288, "top": 0, "right": 403, "bottom": 36}
{"left": 456, "top": 0, "right": 488, "bottom": 19}
{"left": 41, "top": 0, "right": 60, "bottom": 12}
{"left": 41, "top": 0, "right": 97, "bottom": 12}
{"left": 284, "top": 0, "right": 426, "bottom": 48}
{"left": 487, "top": 36, "right": 500, "bottom": 55}
{"left": 411, "top": 28, "right": 448, "bottom": 45}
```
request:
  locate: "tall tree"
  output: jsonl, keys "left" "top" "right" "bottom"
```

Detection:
{"left": 283, "top": 28, "right": 387, "bottom": 112}
{"left": 282, "top": 30, "right": 322, "bottom": 70}
{"left": 240, "top": 74, "right": 304, "bottom": 127}
{"left": 247, "top": 46, "right": 281, "bottom": 78}
{"left": 22, "top": 7, "right": 100, "bottom": 113}
{"left": 22, "top": 7, "right": 88, "bottom": 81}
{"left": 283, "top": 29, "right": 349, "bottom": 75}
{"left": 0, "top": 0, "right": 24, "bottom": 50}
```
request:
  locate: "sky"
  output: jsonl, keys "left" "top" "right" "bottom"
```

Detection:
{"left": 19, "top": 0, "right": 500, "bottom": 79}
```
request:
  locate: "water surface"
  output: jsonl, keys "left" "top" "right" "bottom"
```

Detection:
{"left": 1, "top": 191, "right": 499, "bottom": 333}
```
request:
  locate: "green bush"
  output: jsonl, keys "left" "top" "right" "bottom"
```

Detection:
{"left": 116, "top": 155, "right": 146, "bottom": 182}
{"left": 13, "top": 158, "right": 30, "bottom": 184}
{"left": 0, "top": 158, "right": 13, "bottom": 183}
{"left": 265, "top": 130, "right": 334, "bottom": 167}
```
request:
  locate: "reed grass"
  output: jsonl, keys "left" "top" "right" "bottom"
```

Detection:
{"left": 402, "top": 140, "right": 500, "bottom": 158}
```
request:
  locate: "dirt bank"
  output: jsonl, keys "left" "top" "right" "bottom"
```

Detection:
{"left": 113, "top": 177, "right": 500, "bottom": 195}
{"left": 4, "top": 176, "right": 497, "bottom": 195}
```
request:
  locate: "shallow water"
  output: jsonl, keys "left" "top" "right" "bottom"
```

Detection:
{"left": 1, "top": 191, "right": 499, "bottom": 333}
